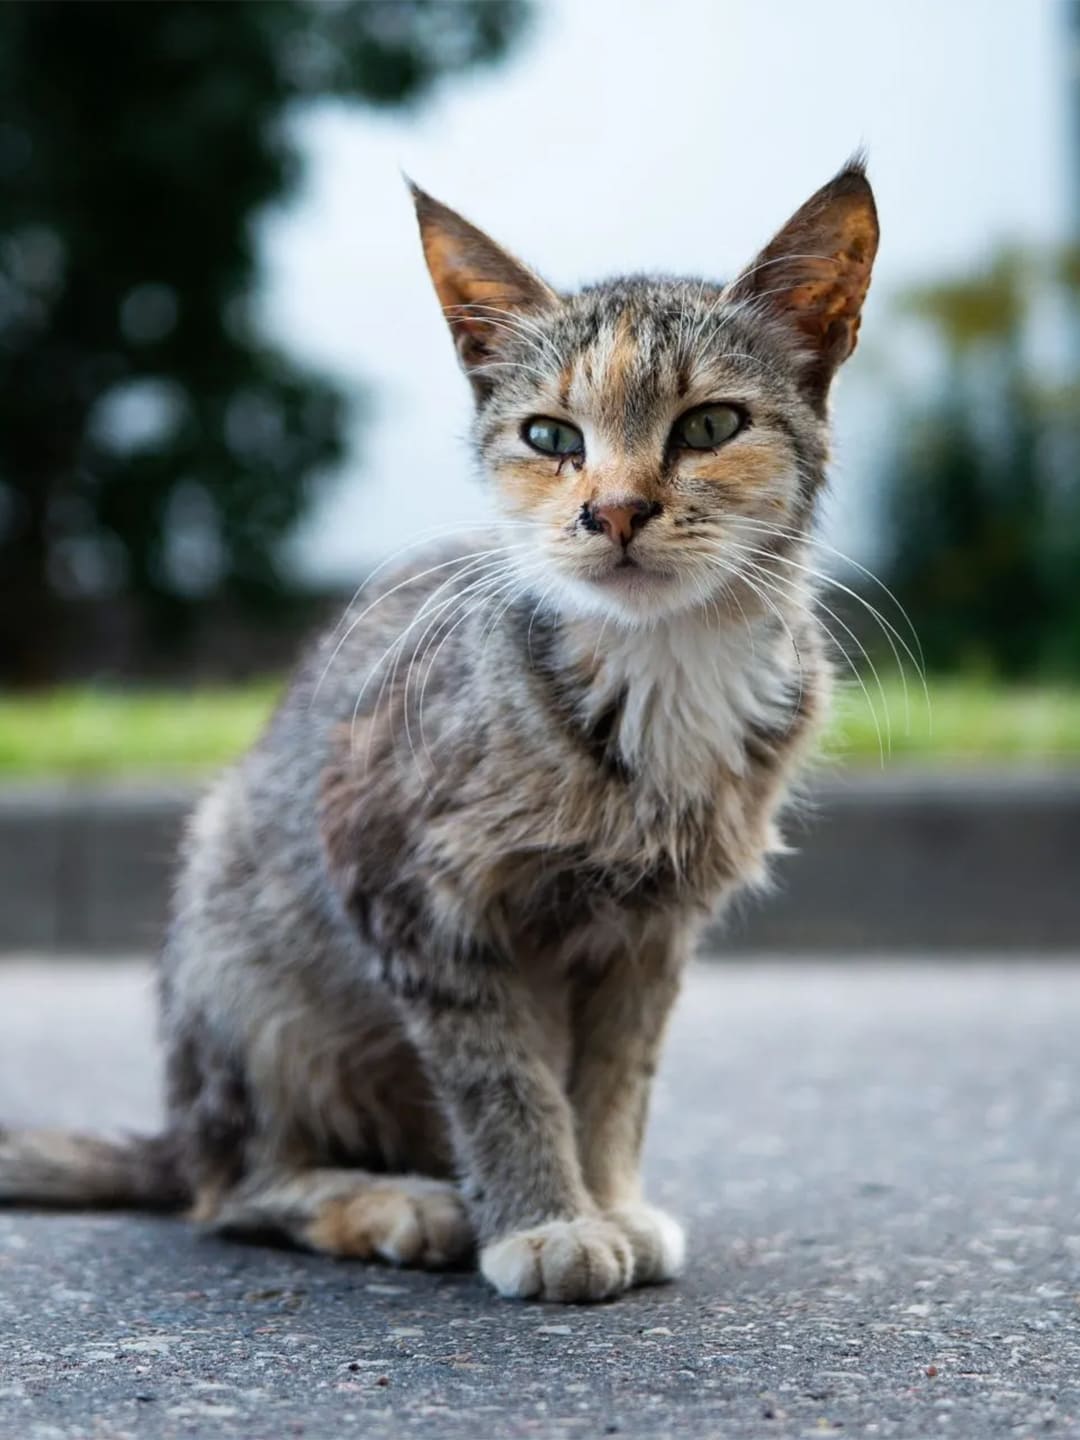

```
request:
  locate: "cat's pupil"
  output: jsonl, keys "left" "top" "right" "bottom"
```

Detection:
{"left": 525, "top": 417, "right": 584, "bottom": 456}
{"left": 677, "top": 403, "right": 742, "bottom": 450}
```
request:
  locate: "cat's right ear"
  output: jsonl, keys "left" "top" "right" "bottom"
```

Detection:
{"left": 724, "top": 157, "right": 879, "bottom": 410}
{"left": 409, "top": 182, "right": 559, "bottom": 392}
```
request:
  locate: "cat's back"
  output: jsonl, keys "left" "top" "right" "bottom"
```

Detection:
{"left": 163, "top": 537, "right": 495, "bottom": 1014}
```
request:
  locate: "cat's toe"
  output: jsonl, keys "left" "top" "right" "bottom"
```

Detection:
{"left": 306, "top": 1178, "right": 473, "bottom": 1268}
{"left": 608, "top": 1203, "right": 686, "bottom": 1286}
{"left": 479, "top": 1216, "right": 634, "bottom": 1303}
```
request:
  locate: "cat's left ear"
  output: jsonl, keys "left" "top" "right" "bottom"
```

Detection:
{"left": 409, "top": 182, "right": 559, "bottom": 393}
{"left": 725, "top": 157, "right": 879, "bottom": 408}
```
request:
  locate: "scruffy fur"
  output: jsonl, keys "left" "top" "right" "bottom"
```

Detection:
{"left": 0, "top": 163, "right": 878, "bottom": 1303}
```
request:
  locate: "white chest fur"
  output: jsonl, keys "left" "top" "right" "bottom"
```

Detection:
{"left": 581, "top": 611, "right": 796, "bottom": 796}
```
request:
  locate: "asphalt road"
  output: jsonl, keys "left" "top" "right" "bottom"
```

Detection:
{"left": 1, "top": 957, "right": 1079, "bottom": 1440}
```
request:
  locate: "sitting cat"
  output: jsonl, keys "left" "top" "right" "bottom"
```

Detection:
{"left": 0, "top": 159, "right": 877, "bottom": 1302}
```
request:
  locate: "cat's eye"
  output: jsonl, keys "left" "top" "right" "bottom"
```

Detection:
{"left": 672, "top": 403, "right": 744, "bottom": 451}
{"left": 523, "top": 417, "right": 585, "bottom": 457}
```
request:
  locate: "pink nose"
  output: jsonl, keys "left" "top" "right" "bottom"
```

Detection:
{"left": 587, "top": 499, "right": 660, "bottom": 548}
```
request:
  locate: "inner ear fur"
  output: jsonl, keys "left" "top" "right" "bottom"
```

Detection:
{"left": 409, "top": 182, "right": 559, "bottom": 389}
{"left": 726, "top": 158, "right": 879, "bottom": 407}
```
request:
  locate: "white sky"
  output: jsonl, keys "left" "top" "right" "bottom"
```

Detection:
{"left": 260, "top": 0, "right": 1071, "bottom": 581}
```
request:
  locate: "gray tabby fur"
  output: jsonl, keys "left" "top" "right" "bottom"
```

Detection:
{"left": 0, "top": 160, "right": 878, "bottom": 1303}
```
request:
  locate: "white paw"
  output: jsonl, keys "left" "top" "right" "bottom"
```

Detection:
{"left": 480, "top": 1216, "right": 634, "bottom": 1303}
{"left": 608, "top": 1203, "right": 686, "bottom": 1286}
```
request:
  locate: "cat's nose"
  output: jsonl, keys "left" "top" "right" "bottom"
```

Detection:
{"left": 585, "top": 498, "right": 661, "bottom": 549}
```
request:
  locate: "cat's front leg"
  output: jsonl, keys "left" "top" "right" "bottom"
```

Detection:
{"left": 393, "top": 951, "right": 636, "bottom": 1303}
{"left": 569, "top": 927, "right": 688, "bottom": 1287}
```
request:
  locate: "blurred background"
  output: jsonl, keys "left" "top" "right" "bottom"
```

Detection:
{"left": 4, "top": 13, "right": 1078, "bottom": 1417}
{"left": 0, "top": 0, "right": 1078, "bottom": 951}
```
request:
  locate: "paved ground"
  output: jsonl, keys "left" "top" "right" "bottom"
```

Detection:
{"left": 1, "top": 958, "right": 1079, "bottom": 1440}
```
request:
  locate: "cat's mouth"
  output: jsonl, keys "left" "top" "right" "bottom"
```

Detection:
{"left": 591, "top": 553, "right": 675, "bottom": 589}
{"left": 554, "top": 550, "right": 703, "bottom": 621}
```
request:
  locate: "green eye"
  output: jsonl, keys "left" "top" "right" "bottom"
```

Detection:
{"left": 523, "top": 417, "right": 584, "bottom": 457}
{"left": 673, "top": 403, "right": 744, "bottom": 450}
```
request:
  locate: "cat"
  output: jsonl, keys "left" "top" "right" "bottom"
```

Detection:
{"left": 0, "top": 160, "right": 878, "bottom": 1303}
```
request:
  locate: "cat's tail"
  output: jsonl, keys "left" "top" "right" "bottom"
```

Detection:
{"left": 0, "top": 1127, "right": 187, "bottom": 1210}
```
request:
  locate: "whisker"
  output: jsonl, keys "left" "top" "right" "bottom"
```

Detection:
{"left": 526, "top": 578, "right": 562, "bottom": 662}
{"left": 471, "top": 359, "right": 555, "bottom": 387}
{"left": 348, "top": 553, "right": 527, "bottom": 764}
{"left": 402, "top": 562, "right": 524, "bottom": 771}
{"left": 310, "top": 536, "right": 538, "bottom": 707}
{"left": 722, "top": 251, "right": 841, "bottom": 288}
{"left": 366, "top": 562, "right": 522, "bottom": 780}
{"left": 725, "top": 558, "right": 884, "bottom": 764}
{"left": 725, "top": 533, "right": 928, "bottom": 736}
{"left": 701, "top": 555, "right": 805, "bottom": 720}
{"left": 417, "top": 567, "right": 543, "bottom": 770}
{"left": 318, "top": 518, "right": 545, "bottom": 644}
{"left": 590, "top": 612, "right": 613, "bottom": 671}
{"left": 717, "top": 545, "right": 889, "bottom": 763}
{"left": 441, "top": 305, "right": 564, "bottom": 370}
{"left": 716, "top": 278, "right": 837, "bottom": 327}
{"left": 734, "top": 511, "right": 926, "bottom": 675}
{"left": 703, "top": 554, "right": 758, "bottom": 667}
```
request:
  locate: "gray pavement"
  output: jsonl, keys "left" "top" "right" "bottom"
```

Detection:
{"left": 1, "top": 957, "right": 1079, "bottom": 1440}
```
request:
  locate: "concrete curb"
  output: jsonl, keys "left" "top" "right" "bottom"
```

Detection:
{"left": 1, "top": 771, "right": 1078, "bottom": 953}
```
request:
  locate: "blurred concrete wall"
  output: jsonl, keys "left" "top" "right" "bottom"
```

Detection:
{"left": 2, "top": 773, "right": 1078, "bottom": 954}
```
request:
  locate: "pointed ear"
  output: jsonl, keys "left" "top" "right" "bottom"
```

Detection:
{"left": 726, "top": 158, "right": 879, "bottom": 407}
{"left": 409, "top": 181, "right": 559, "bottom": 392}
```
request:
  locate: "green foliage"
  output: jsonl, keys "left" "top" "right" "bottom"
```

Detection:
{"left": 826, "top": 678, "right": 1080, "bottom": 766}
{"left": 881, "top": 249, "right": 1080, "bottom": 678}
{"left": 0, "top": 0, "right": 526, "bottom": 683}
{"left": 2, "top": 678, "right": 1078, "bottom": 777}
{"left": 0, "top": 682, "right": 281, "bottom": 777}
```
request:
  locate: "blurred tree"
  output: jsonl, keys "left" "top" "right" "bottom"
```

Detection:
{"left": 880, "top": 248, "right": 1080, "bottom": 678}
{"left": 0, "top": 0, "right": 526, "bottom": 683}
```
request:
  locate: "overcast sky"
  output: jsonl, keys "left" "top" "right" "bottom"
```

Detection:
{"left": 260, "top": 0, "right": 1071, "bottom": 581}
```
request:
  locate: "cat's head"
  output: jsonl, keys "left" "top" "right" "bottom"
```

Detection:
{"left": 413, "top": 161, "right": 878, "bottom": 626}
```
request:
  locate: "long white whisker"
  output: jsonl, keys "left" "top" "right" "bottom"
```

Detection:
{"left": 590, "top": 612, "right": 613, "bottom": 671}
{"left": 481, "top": 569, "right": 545, "bottom": 650}
{"left": 320, "top": 542, "right": 533, "bottom": 713}
{"left": 701, "top": 555, "right": 805, "bottom": 719}
{"left": 441, "top": 306, "right": 564, "bottom": 372}
{"left": 365, "top": 561, "right": 523, "bottom": 780}
{"left": 442, "top": 304, "right": 563, "bottom": 366}
{"left": 725, "top": 534, "right": 926, "bottom": 737}
{"left": 526, "top": 578, "right": 562, "bottom": 662}
{"left": 718, "top": 544, "right": 889, "bottom": 763}
{"left": 348, "top": 552, "right": 528, "bottom": 764}
{"left": 417, "top": 567, "right": 544, "bottom": 769}
{"left": 707, "top": 554, "right": 758, "bottom": 666}
{"left": 723, "top": 251, "right": 841, "bottom": 288}
{"left": 471, "top": 359, "right": 555, "bottom": 387}
{"left": 720, "top": 555, "right": 883, "bottom": 764}
{"left": 401, "top": 562, "right": 524, "bottom": 773}
{"left": 315, "top": 519, "right": 544, "bottom": 657}
{"left": 735, "top": 511, "right": 927, "bottom": 676}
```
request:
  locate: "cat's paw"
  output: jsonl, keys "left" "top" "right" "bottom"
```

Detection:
{"left": 304, "top": 1178, "right": 473, "bottom": 1269}
{"left": 479, "top": 1216, "right": 634, "bottom": 1303}
{"left": 607, "top": 1203, "right": 686, "bottom": 1286}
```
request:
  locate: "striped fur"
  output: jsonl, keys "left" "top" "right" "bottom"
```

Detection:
{"left": 1, "top": 163, "right": 878, "bottom": 1303}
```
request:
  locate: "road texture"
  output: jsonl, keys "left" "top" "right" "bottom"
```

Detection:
{"left": 1, "top": 957, "right": 1078, "bottom": 1440}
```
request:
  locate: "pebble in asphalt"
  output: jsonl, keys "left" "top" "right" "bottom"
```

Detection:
{"left": 1, "top": 956, "right": 1079, "bottom": 1440}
